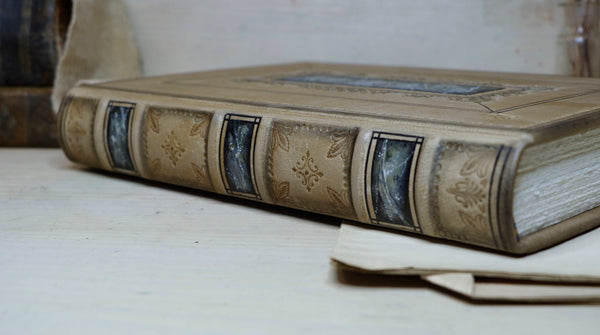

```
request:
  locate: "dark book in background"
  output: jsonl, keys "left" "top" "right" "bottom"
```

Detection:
{"left": 0, "top": 0, "right": 71, "bottom": 86}
{"left": 0, "top": 87, "right": 57, "bottom": 147}
{"left": 0, "top": 0, "right": 71, "bottom": 146}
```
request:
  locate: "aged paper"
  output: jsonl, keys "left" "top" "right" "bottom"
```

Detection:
{"left": 331, "top": 222, "right": 600, "bottom": 302}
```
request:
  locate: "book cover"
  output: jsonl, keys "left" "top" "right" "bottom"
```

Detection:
{"left": 0, "top": 0, "right": 71, "bottom": 86}
{"left": 57, "top": 63, "right": 600, "bottom": 253}
{"left": 0, "top": 87, "right": 57, "bottom": 147}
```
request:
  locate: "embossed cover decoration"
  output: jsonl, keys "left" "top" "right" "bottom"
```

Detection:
{"left": 59, "top": 96, "right": 101, "bottom": 168}
{"left": 142, "top": 107, "right": 213, "bottom": 191}
{"left": 430, "top": 142, "right": 511, "bottom": 249}
{"left": 266, "top": 121, "right": 357, "bottom": 218}
{"left": 58, "top": 63, "right": 600, "bottom": 254}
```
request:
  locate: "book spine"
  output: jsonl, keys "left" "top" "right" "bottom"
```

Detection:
{"left": 58, "top": 87, "right": 525, "bottom": 251}
{"left": 0, "top": 0, "right": 71, "bottom": 86}
{"left": 0, "top": 87, "right": 58, "bottom": 147}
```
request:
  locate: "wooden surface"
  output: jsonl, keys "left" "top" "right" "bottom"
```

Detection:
{"left": 1, "top": 148, "right": 599, "bottom": 334}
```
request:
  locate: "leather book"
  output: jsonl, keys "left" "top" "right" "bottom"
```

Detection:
{"left": 57, "top": 63, "right": 600, "bottom": 253}
{"left": 0, "top": 0, "right": 71, "bottom": 86}
{"left": 0, "top": 87, "right": 57, "bottom": 146}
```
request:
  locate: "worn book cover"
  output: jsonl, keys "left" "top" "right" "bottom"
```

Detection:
{"left": 0, "top": 87, "right": 57, "bottom": 147}
{"left": 58, "top": 63, "right": 600, "bottom": 253}
{"left": 0, "top": 0, "right": 71, "bottom": 86}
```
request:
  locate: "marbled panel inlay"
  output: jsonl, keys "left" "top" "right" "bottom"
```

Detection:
{"left": 366, "top": 132, "right": 423, "bottom": 231}
{"left": 282, "top": 74, "right": 502, "bottom": 95}
{"left": 106, "top": 101, "right": 135, "bottom": 171}
{"left": 220, "top": 114, "right": 261, "bottom": 199}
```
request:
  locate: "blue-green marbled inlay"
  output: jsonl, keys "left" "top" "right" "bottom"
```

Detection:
{"left": 371, "top": 138, "right": 416, "bottom": 227}
{"left": 106, "top": 104, "right": 134, "bottom": 171}
{"left": 224, "top": 119, "right": 256, "bottom": 194}
{"left": 282, "top": 74, "right": 501, "bottom": 95}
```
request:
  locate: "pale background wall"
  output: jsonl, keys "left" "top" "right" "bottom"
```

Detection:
{"left": 122, "top": 0, "right": 568, "bottom": 76}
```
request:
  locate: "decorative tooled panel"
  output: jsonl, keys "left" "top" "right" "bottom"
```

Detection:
{"left": 142, "top": 106, "right": 213, "bottom": 191}
{"left": 430, "top": 142, "right": 505, "bottom": 248}
{"left": 61, "top": 96, "right": 100, "bottom": 168}
{"left": 266, "top": 121, "right": 358, "bottom": 219}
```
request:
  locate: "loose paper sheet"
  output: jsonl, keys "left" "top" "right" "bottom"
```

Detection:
{"left": 331, "top": 223, "right": 600, "bottom": 302}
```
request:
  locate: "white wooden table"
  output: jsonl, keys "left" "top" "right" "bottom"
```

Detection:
{"left": 1, "top": 149, "right": 598, "bottom": 334}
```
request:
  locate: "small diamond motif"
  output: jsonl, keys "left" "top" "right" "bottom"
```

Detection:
{"left": 292, "top": 150, "right": 324, "bottom": 192}
{"left": 161, "top": 130, "right": 185, "bottom": 166}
